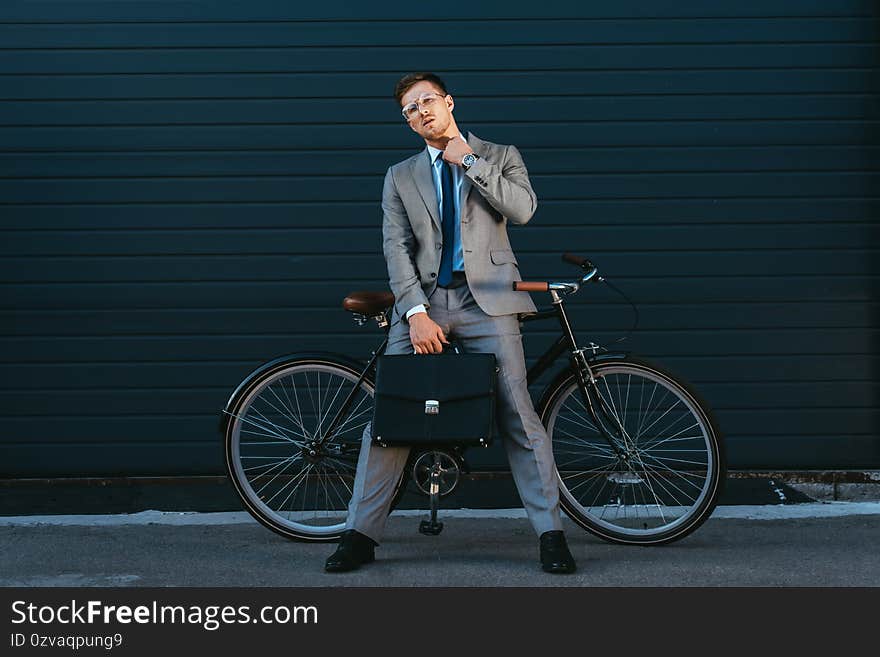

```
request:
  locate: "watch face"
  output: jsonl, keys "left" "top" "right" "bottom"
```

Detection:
{"left": 463, "top": 154, "right": 476, "bottom": 167}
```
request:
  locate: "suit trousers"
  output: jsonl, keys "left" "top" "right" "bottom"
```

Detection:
{"left": 345, "top": 283, "right": 564, "bottom": 543}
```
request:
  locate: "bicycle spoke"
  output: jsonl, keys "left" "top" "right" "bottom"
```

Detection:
{"left": 319, "top": 463, "right": 352, "bottom": 514}
{"left": 263, "top": 382, "right": 311, "bottom": 439}
{"left": 553, "top": 426, "right": 616, "bottom": 456}
{"left": 255, "top": 456, "right": 306, "bottom": 503}
{"left": 330, "top": 401, "right": 373, "bottom": 437}
{"left": 598, "top": 376, "right": 640, "bottom": 454}
{"left": 225, "top": 360, "right": 389, "bottom": 536}
{"left": 634, "top": 380, "right": 662, "bottom": 443}
{"left": 547, "top": 360, "right": 721, "bottom": 542}
{"left": 286, "top": 374, "right": 309, "bottom": 440}
{"left": 321, "top": 454, "right": 358, "bottom": 473}
{"left": 635, "top": 386, "right": 676, "bottom": 443}
{"left": 278, "top": 464, "right": 315, "bottom": 517}
{"left": 315, "top": 375, "right": 350, "bottom": 439}
{"left": 244, "top": 454, "right": 301, "bottom": 476}
{"left": 224, "top": 409, "right": 302, "bottom": 444}
{"left": 559, "top": 416, "right": 613, "bottom": 454}
{"left": 638, "top": 461, "right": 695, "bottom": 508}
{"left": 638, "top": 419, "right": 705, "bottom": 451}
{"left": 638, "top": 452, "right": 708, "bottom": 493}
{"left": 567, "top": 393, "right": 600, "bottom": 432}
{"left": 276, "top": 376, "right": 311, "bottom": 440}
{"left": 327, "top": 392, "right": 372, "bottom": 437}
{"left": 628, "top": 451, "right": 668, "bottom": 523}
{"left": 560, "top": 459, "right": 620, "bottom": 478}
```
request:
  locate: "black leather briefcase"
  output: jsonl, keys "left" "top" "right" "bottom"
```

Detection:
{"left": 371, "top": 349, "right": 497, "bottom": 448}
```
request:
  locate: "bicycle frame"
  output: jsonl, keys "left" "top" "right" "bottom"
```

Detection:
{"left": 318, "top": 291, "right": 631, "bottom": 461}
{"left": 522, "top": 291, "right": 631, "bottom": 462}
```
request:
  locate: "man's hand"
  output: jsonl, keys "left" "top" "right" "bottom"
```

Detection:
{"left": 442, "top": 135, "right": 474, "bottom": 167}
{"left": 409, "top": 313, "right": 449, "bottom": 354}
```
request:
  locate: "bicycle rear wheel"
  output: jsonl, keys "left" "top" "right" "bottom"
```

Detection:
{"left": 539, "top": 355, "right": 725, "bottom": 545}
{"left": 222, "top": 354, "right": 406, "bottom": 542}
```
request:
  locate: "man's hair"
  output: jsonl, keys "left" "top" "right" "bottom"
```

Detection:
{"left": 394, "top": 72, "right": 448, "bottom": 106}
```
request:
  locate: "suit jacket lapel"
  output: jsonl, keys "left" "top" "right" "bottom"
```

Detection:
{"left": 410, "top": 133, "right": 486, "bottom": 229}
{"left": 411, "top": 150, "right": 441, "bottom": 231}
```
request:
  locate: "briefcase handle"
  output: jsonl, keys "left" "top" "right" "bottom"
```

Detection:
{"left": 441, "top": 341, "right": 462, "bottom": 355}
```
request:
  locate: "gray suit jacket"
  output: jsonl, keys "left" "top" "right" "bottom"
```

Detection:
{"left": 382, "top": 131, "right": 539, "bottom": 323}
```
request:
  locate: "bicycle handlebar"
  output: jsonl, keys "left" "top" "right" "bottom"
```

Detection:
{"left": 513, "top": 281, "right": 549, "bottom": 292}
{"left": 513, "top": 253, "right": 599, "bottom": 295}
{"left": 561, "top": 253, "right": 595, "bottom": 270}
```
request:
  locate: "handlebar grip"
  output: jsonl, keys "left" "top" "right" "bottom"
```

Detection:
{"left": 513, "top": 281, "right": 549, "bottom": 292}
{"left": 562, "top": 253, "right": 593, "bottom": 269}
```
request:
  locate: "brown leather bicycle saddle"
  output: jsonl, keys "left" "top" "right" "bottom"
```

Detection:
{"left": 342, "top": 291, "right": 395, "bottom": 315}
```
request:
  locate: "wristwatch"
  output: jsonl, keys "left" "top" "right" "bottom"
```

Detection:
{"left": 461, "top": 152, "right": 479, "bottom": 170}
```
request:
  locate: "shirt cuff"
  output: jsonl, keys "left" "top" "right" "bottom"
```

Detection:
{"left": 464, "top": 154, "right": 490, "bottom": 179}
{"left": 405, "top": 304, "right": 427, "bottom": 320}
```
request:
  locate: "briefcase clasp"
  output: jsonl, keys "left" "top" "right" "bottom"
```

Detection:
{"left": 425, "top": 399, "right": 440, "bottom": 415}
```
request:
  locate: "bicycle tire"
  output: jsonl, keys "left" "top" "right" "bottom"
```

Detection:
{"left": 538, "top": 355, "right": 726, "bottom": 546}
{"left": 222, "top": 353, "right": 408, "bottom": 542}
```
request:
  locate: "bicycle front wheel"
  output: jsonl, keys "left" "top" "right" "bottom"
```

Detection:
{"left": 222, "top": 354, "right": 405, "bottom": 542}
{"left": 539, "top": 356, "right": 725, "bottom": 545}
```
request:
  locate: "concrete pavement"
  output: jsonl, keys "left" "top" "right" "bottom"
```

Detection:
{"left": 2, "top": 505, "right": 879, "bottom": 587}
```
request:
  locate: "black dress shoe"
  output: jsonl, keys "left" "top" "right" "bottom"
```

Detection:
{"left": 539, "top": 530, "right": 577, "bottom": 574}
{"left": 324, "top": 530, "right": 378, "bottom": 573}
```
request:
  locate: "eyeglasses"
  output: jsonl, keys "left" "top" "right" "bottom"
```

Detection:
{"left": 401, "top": 92, "right": 446, "bottom": 121}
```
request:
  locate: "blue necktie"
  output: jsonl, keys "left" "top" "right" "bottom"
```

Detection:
{"left": 437, "top": 158, "right": 455, "bottom": 286}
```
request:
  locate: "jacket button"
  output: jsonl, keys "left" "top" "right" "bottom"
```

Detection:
{"left": 430, "top": 273, "right": 436, "bottom": 278}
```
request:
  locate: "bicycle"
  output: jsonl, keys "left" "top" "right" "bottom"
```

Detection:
{"left": 219, "top": 254, "right": 726, "bottom": 546}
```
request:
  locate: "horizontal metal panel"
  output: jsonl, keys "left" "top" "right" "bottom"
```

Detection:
{"left": 728, "top": 435, "right": 880, "bottom": 469}
{"left": 611, "top": 355, "right": 879, "bottom": 384}
{"left": 0, "top": 0, "right": 872, "bottom": 21}
{"left": 4, "top": 70, "right": 875, "bottom": 101}
{"left": 3, "top": 146, "right": 877, "bottom": 177}
{"left": 3, "top": 303, "right": 876, "bottom": 336}
{"left": 3, "top": 433, "right": 878, "bottom": 476}
{"left": 0, "top": 251, "right": 874, "bottom": 282}
{"left": 1, "top": 382, "right": 875, "bottom": 416}
{"left": 0, "top": 18, "right": 875, "bottom": 49}
{"left": 0, "top": 443, "right": 221, "bottom": 477}
{"left": 2, "top": 172, "right": 878, "bottom": 203}
{"left": 0, "top": 408, "right": 874, "bottom": 444}
{"left": 1, "top": 277, "right": 874, "bottom": 311}
{"left": 2, "top": 121, "right": 872, "bottom": 151}
{"left": 2, "top": 44, "right": 876, "bottom": 75}
{"left": 1, "top": 198, "right": 877, "bottom": 229}
{"left": 0, "top": 0, "right": 875, "bottom": 475}
{"left": 1, "top": 224, "right": 873, "bottom": 256}
{"left": 2, "top": 356, "right": 875, "bottom": 390}
{"left": 4, "top": 94, "right": 878, "bottom": 126}
{"left": 0, "top": 329, "right": 874, "bottom": 363}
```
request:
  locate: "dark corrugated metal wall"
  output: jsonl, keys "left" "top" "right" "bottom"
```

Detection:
{"left": 1, "top": 1, "right": 877, "bottom": 476}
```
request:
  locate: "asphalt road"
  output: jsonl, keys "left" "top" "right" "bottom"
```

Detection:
{"left": 2, "top": 509, "right": 879, "bottom": 587}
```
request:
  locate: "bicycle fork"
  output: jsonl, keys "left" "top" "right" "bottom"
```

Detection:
{"left": 550, "top": 289, "right": 631, "bottom": 463}
{"left": 569, "top": 349, "right": 632, "bottom": 464}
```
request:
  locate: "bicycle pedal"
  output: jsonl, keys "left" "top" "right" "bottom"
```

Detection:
{"left": 418, "top": 520, "right": 444, "bottom": 535}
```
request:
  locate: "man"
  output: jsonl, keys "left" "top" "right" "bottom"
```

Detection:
{"left": 325, "top": 72, "right": 577, "bottom": 574}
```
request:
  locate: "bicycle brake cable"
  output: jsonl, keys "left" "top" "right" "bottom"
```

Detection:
{"left": 596, "top": 276, "right": 639, "bottom": 347}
